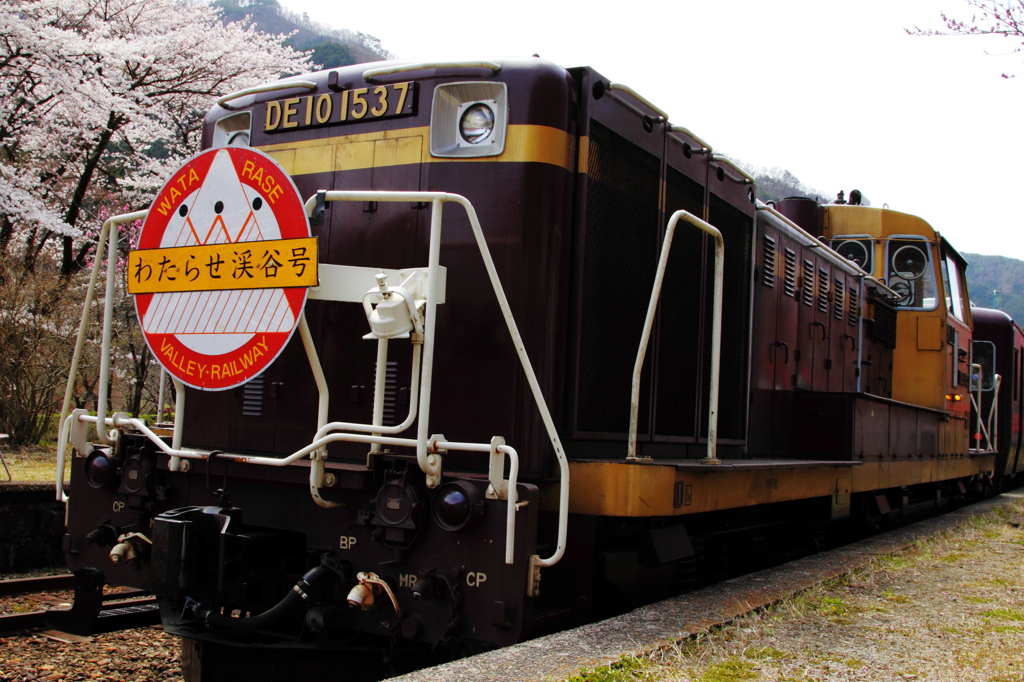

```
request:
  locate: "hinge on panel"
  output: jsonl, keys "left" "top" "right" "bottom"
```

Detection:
{"left": 309, "top": 190, "right": 327, "bottom": 226}
{"left": 526, "top": 554, "right": 542, "bottom": 597}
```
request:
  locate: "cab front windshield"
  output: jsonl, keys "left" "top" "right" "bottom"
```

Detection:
{"left": 885, "top": 238, "right": 937, "bottom": 310}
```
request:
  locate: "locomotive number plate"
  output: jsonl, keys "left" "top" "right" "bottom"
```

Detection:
{"left": 262, "top": 82, "right": 417, "bottom": 133}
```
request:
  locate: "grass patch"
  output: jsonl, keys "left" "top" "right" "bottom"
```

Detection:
{"left": 697, "top": 657, "right": 758, "bottom": 682}
{"left": 2, "top": 445, "right": 66, "bottom": 483}
{"left": 882, "top": 590, "right": 911, "bottom": 604}
{"left": 742, "top": 645, "right": 791, "bottom": 661}
{"left": 937, "top": 552, "right": 967, "bottom": 563}
{"left": 980, "top": 608, "right": 1024, "bottom": 621}
{"left": 963, "top": 596, "right": 994, "bottom": 604}
{"left": 816, "top": 597, "right": 851, "bottom": 616}
{"left": 875, "top": 554, "right": 912, "bottom": 570}
{"left": 567, "top": 657, "right": 646, "bottom": 682}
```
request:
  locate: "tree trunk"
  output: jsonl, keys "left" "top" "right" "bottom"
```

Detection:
{"left": 61, "top": 112, "right": 123, "bottom": 277}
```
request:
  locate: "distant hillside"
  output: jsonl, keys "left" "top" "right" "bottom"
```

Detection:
{"left": 212, "top": 0, "right": 393, "bottom": 69}
{"left": 963, "top": 253, "right": 1024, "bottom": 323}
{"left": 740, "top": 163, "right": 831, "bottom": 204}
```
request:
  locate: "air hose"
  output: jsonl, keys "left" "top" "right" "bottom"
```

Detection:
{"left": 196, "top": 565, "right": 330, "bottom": 632}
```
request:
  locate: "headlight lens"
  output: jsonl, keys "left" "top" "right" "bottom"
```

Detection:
{"left": 85, "top": 450, "right": 118, "bottom": 488}
{"left": 459, "top": 104, "right": 495, "bottom": 144}
{"left": 431, "top": 480, "right": 484, "bottom": 531}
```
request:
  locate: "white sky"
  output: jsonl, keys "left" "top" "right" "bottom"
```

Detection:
{"left": 279, "top": 0, "right": 1024, "bottom": 261}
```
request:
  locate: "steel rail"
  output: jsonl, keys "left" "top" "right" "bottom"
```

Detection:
{"left": 0, "top": 574, "right": 76, "bottom": 597}
{"left": 0, "top": 596, "right": 159, "bottom": 635}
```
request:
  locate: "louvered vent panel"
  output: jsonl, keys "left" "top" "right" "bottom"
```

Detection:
{"left": 705, "top": 194, "right": 754, "bottom": 442}
{"left": 762, "top": 235, "right": 776, "bottom": 287}
{"left": 848, "top": 287, "right": 859, "bottom": 325}
{"left": 802, "top": 260, "right": 814, "bottom": 306}
{"left": 380, "top": 361, "right": 399, "bottom": 426}
{"left": 783, "top": 249, "right": 797, "bottom": 297}
{"left": 242, "top": 376, "right": 265, "bottom": 417}
{"left": 818, "top": 269, "right": 829, "bottom": 313}
{"left": 655, "top": 166, "right": 706, "bottom": 439}
{"left": 576, "top": 120, "right": 660, "bottom": 434}
{"left": 870, "top": 294, "right": 899, "bottom": 348}
{"left": 834, "top": 280, "right": 845, "bottom": 320}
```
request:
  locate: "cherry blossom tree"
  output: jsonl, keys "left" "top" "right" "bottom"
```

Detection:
{"left": 0, "top": 0, "right": 313, "bottom": 276}
{"left": 908, "top": 0, "right": 1024, "bottom": 78}
{"left": 0, "top": 0, "right": 314, "bottom": 435}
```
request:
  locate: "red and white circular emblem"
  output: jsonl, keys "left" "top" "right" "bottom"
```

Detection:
{"left": 135, "top": 147, "right": 310, "bottom": 390}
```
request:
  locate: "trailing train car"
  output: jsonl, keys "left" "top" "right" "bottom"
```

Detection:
{"left": 971, "top": 307, "right": 1024, "bottom": 482}
{"left": 54, "top": 57, "right": 1005, "bottom": 679}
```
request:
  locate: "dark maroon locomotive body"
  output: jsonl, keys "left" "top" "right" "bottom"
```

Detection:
{"left": 56, "top": 57, "right": 1011, "bottom": 678}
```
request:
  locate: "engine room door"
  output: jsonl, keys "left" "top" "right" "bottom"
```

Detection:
{"left": 319, "top": 137, "right": 424, "bottom": 456}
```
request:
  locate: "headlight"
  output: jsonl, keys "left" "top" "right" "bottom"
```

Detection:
{"left": 431, "top": 480, "right": 484, "bottom": 532}
{"left": 430, "top": 83, "right": 507, "bottom": 158}
{"left": 459, "top": 104, "right": 495, "bottom": 144}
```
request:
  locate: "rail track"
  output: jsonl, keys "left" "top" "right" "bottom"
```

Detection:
{"left": 0, "top": 573, "right": 159, "bottom": 637}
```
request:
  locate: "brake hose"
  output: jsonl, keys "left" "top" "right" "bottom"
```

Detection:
{"left": 196, "top": 565, "right": 329, "bottom": 632}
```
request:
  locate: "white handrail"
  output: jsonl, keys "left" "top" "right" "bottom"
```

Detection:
{"left": 628, "top": 210, "right": 724, "bottom": 464}
{"left": 54, "top": 209, "right": 148, "bottom": 501}
{"left": 363, "top": 60, "right": 500, "bottom": 82}
{"left": 667, "top": 124, "right": 712, "bottom": 154}
{"left": 711, "top": 154, "right": 755, "bottom": 184}
{"left": 303, "top": 190, "right": 570, "bottom": 568}
{"left": 608, "top": 83, "right": 669, "bottom": 120}
{"left": 970, "top": 363, "right": 990, "bottom": 451}
{"left": 989, "top": 375, "right": 1002, "bottom": 452}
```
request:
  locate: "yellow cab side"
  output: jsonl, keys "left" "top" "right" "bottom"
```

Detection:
{"left": 823, "top": 205, "right": 972, "bottom": 456}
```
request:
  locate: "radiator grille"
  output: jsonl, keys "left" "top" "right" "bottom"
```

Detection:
{"left": 703, "top": 194, "right": 753, "bottom": 441}
{"left": 848, "top": 286, "right": 859, "bottom": 326}
{"left": 655, "top": 166, "right": 706, "bottom": 438}
{"left": 576, "top": 120, "right": 660, "bottom": 434}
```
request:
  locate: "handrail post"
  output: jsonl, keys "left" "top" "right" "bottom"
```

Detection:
{"left": 971, "top": 363, "right": 983, "bottom": 451}
{"left": 988, "top": 375, "right": 1002, "bottom": 452}
{"left": 628, "top": 210, "right": 724, "bottom": 465}
{"left": 56, "top": 209, "right": 148, "bottom": 499}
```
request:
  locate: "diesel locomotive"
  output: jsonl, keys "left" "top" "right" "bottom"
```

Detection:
{"left": 53, "top": 57, "right": 1019, "bottom": 679}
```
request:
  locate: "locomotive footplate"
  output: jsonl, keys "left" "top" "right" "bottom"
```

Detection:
{"left": 149, "top": 474, "right": 541, "bottom": 656}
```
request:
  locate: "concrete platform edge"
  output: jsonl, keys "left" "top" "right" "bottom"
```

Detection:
{"left": 389, "top": 492, "right": 1024, "bottom": 682}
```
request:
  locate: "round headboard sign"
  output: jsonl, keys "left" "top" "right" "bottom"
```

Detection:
{"left": 129, "top": 147, "right": 317, "bottom": 390}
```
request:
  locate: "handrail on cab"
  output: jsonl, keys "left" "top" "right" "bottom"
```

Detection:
{"left": 363, "top": 60, "right": 501, "bottom": 82}
{"left": 607, "top": 83, "right": 670, "bottom": 121}
{"left": 711, "top": 154, "right": 755, "bottom": 184}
